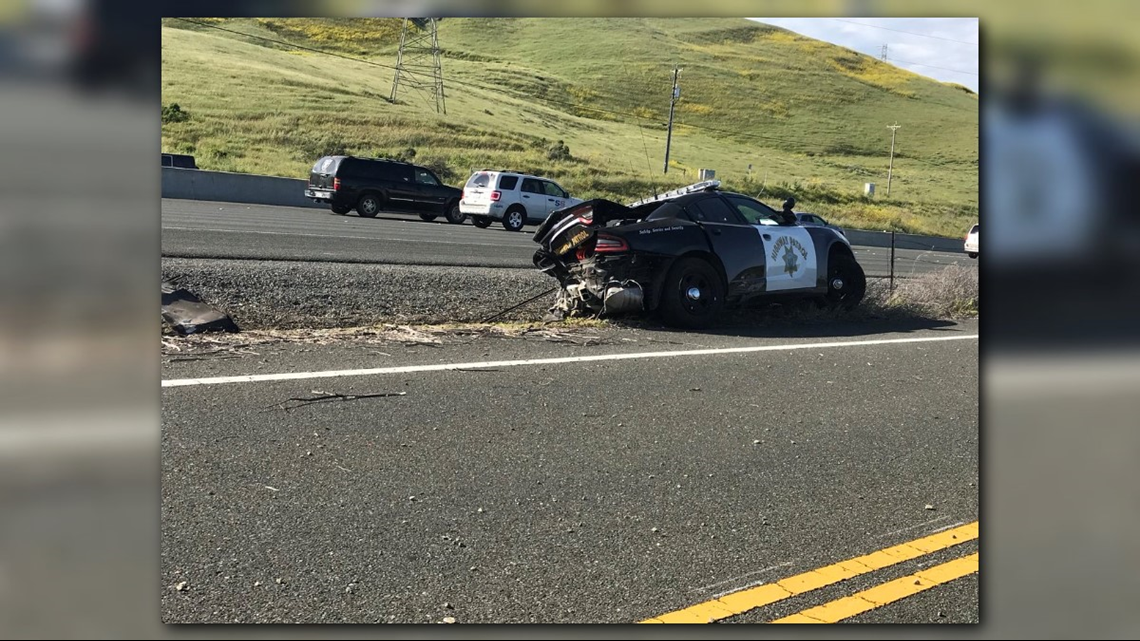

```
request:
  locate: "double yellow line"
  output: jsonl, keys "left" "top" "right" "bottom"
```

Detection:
{"left": 641, "top": 521, "right": 978, "bottom": 624}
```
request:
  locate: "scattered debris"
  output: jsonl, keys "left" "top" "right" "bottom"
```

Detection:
{"left": 267, "top": 390, "right": 407, "bottom": 412}
{"left": 162, "top": 280, "right": 239, "bottom": 335}
{"left": 174, "top": 581, "right": 188, "bottom": 592}
{"left": 442, "top": 616, "right": 457, "bottom": 624}
{"left": 264, "top": 485, "right": 279, "bottom": 492}
{"left": 925, "top": 504, "right": 935, "bottom": 511}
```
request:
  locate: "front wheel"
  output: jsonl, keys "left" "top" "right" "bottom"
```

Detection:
{"left": 968, "top": 252, "right": 977, "bottom": 259}
{"left": 419, "top": 213, "right": 438, "bottom": 222}
{"left": 445, "top": 202, "right": 466, "bottom": 224}
{"left": 824, "top": 251, "right": 866, "bottom": 310}
{"left": 472, "top": 216, "right": 492, "bottom": 228}
{"left": 503, "top": 207, "right": 526, "bottom": 232}
{"left": 331, "top": 205, "right": 351, "bottom": 215}
{"left": 657, "top": 257, "right": 725, "bottom": 329}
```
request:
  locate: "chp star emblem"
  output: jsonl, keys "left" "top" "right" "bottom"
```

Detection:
{"left": 782, "top": 245, "right": 799, "bottom": 276}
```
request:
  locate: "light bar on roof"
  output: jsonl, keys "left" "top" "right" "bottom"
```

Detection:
{"left": 627, "top": 180, "right": 721, "bottom": 208}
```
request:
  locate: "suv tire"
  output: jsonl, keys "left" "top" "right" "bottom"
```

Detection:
{"left": 357, "top": 193, "right": 382, "bottom": 218}
{"left": 503, "top": 206, "right": 527, "bottom": 232}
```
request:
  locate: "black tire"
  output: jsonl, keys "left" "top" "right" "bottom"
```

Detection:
{"left": 503, "top": 206, "right": 527, "bottom": 232}
{"left": 444, "top": 201, "right": 466, "bottom": 225}
{"left": 657, "top": 257, "right": 725, "bottom": 329}
{"left": 968, "top": 252, "right": 977, "bottom": 259}
{"left": 472, "top": 216, "right": 492, "bottom": 228}
{"left": 824, "top": 251, "right": 866, "bottom": 310}
{"left": 356, "top": 193, "right": 382, "bottom": 218}
{"left": 419, "top": 213, "right": 438, "bottom": 222}
{"left": 331, "top": 204, "right": 351, "bottom": 215}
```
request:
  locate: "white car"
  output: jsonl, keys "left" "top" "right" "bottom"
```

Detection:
{"left": 964, "top": 223, "right": 979, "bottom": 258}
{"left": 460, "top": 170, "right": 583, "bottom": 231}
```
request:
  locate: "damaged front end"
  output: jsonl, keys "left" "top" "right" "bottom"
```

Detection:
{"left": 532, "top": 199, "right": 657, "bottom": 320}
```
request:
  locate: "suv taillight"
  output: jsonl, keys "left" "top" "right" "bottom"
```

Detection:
{"left": 490, "top": 190, "right": 501, "bottom": 201}
{"left": 333, "top": 178, "right": 341, "bottom": 191}
{"left": 594, "top": 234, "right": 628, "bottom": 253}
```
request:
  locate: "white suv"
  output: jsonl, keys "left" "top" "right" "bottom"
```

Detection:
{"left": 460, "top": 170, "right": 583, "bottom": 231}
{"left": 964, "top": 223, "right": 979, "bottom": 258}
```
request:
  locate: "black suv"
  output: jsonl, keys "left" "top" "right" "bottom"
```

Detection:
{"left": 305, "top": 156, "right": 465, "bottom": 223}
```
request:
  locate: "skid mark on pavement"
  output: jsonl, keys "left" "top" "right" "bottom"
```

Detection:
{"left": 640, "top": 521, "right": 978, "bottom": 624}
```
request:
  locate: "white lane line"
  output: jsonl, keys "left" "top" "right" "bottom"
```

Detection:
{"left": 163, "top": 334, "right": 977, "bottom": 388}
{"left": 162, "top": 226, "right": 520, "bottom": 248}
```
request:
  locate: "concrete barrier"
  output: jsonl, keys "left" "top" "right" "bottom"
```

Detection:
{"left": 161, "top": 167, "right": 324, "bottom": 210}
{"left": 844, "top": 229, "right": 964, "bottom": 254}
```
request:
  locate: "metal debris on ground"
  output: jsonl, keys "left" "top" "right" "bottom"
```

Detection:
{"left": 267, "top": 390, "right": 408, "bottom": 412}
{"left": 162, "top": 280, "right": 239, "bottom": 335}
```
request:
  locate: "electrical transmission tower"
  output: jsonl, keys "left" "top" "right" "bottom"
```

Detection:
{"left": 881, "top": 44, "right": 888, "bottom": 61}
{"left": 390, "top": 18, "right": 446, "bottom": 114}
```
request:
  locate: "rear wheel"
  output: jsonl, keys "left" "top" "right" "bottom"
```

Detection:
{"left": 824, "top": 251, "right": 866, "bottom": 309}
{"left": 356, "top": 193, "right": 382, "bottom": 218}
{"left": 503, "top": 206, "right": 526, "bottom": 232}
{"left": 968, "top": 252, "right": 977, "bottom": 259}
{"left": 657, "top": 257, "right": 725, "bottom": 329}
{"left": 444, "top": 202, "right": 466, "bottom": 224}
{"left": 472, "top": 216, "right": 492, "bottom": 228}
{"left": 419, "top": 213, "right": 438, "bottom": 222}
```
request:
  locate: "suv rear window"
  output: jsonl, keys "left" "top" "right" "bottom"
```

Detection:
{"left": 466, "top": 173, "right": 492, "bottom": 188}
{"left": 312, "top": 157, "right": 340, "bottom": 174}
{"left": 497, "top": 175, "right": 519, "bottom": 190}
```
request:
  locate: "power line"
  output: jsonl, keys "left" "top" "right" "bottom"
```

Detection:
{"left": 829, "top": 18, "right": 978, "bottom": 46}
{"left": 888, "top": 57, "right": 978, "bottom": 76}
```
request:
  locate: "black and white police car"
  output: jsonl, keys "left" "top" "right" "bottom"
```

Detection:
{"left": 532, "top": 180, "right": 866, "bottom": 328}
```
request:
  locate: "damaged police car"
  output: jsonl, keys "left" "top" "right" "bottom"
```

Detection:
{"left": 532, "top": 181, "right": 866, "bottom": 328}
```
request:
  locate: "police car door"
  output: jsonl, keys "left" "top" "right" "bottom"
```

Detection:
{"left": 724, "top": 195, "right": 818, "bottom": 292}
{"left": 685, "top": 196, "right": 766, "bottom": 296}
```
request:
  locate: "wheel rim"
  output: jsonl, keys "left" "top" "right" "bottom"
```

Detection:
{"left": 678, "top": 271, "right": 714, "bottom": 315}
{"left": 363, "top": 198, "right": 378, "bottom": 214}
{"left": 509, "top": 212, "right": 522, "bottom": 227}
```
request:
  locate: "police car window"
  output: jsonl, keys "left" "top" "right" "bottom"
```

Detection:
{"left": 415, "top": 168, "right": 439, "bottom": 185}
{"left": 497, "top": 175, "right": 518, "bottom": 190}
{"left": 726, "top": 196, "right": 781, "bottom": 225}
{"left": 687, "top": 197, "right": 742, "bottom": 224}
{"left": 466, "top": 173, "right": 490, "bottom": 188}
{"left": 521, "top": 179, "right": 543, "bottom": 194}
{"left": 542, "top": 181, "right": 565, "bottom": 197}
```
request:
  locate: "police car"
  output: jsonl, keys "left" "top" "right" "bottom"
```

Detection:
{"left": 532, "top": 180, "right": 865, "bottom": 328}
{"left": 460, "top": 170, "right": 583, "bottom": 231}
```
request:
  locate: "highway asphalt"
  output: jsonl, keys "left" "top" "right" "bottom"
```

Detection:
{"left": 161, "top": 319, "right": 979, "bottom": 624}
{"left": 161, "top": 199, "right": 976, "bottom": 277}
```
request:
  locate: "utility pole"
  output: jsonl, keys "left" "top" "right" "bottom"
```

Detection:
{"left": 886, "top": 122, "right": 901, "bottom": 197}
{"left": 880, "top": 44, "right": 888, "bottom": 61}
{"left": 663, "top": 66, "right": 681, "bottom": 174}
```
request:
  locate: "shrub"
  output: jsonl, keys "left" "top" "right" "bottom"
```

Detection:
{"left": 162, "top": 103, "right": 190, "bottom": 123}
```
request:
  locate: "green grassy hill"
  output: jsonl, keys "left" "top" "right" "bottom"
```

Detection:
{"left": 161, "top": 17, "right": 978, "bottom": 236}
